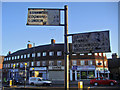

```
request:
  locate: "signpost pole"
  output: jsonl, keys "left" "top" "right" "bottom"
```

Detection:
{"left": 64, "top": 5, "right": 69, "bottom": 90}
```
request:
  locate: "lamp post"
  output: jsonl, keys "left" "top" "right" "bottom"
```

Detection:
{"left": 28, "top": 41, "right": 35, "bottom": 77}
{"left": 13, "top": 64, "right": 15, "bottom": 86}
{"left": 24, "top": 63, "right": 27, "bottom": 87}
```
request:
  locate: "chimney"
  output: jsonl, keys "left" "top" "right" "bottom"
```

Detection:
{"left": 51, "top": 39, "right": 55, "bottom": 44}
{"left": 27, "top": 44, "right": 32, "bottom": 48}
{"left": 112, "top": 53, "right": 117, "bottom": 59}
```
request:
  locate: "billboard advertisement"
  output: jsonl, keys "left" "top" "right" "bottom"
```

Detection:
{"left": 72, "top": 31, "right": 111, "bottom": 53}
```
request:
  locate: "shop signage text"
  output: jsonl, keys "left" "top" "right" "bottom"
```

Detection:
{"left": 49, "top": 66, "right": 64, "bottom": 70}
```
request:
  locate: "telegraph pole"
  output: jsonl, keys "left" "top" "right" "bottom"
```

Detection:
{"left": 64, "top": 5, "right": 69, "bottom": 90}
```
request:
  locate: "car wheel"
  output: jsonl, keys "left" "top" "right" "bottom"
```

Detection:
{"left": 31, "top": 82, "right": 34, "bottom": 85}
{"left": 110, "top": 82, "right": 114, "bottom": 86}
{"left": 43, "top": 83, "right": 47, "bottom": 86}
{"left": 94, "top": 82, "right": 98, "bottom": 86}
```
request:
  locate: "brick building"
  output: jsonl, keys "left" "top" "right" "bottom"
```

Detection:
{"left": 2, "top": 39, "right": 110, "bottom": 81}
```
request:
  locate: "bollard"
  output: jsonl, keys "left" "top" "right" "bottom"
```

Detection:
{"left": 78, "top": 81, "right": 83, "bottom": 89}
{"left": 88, "top": 86, "right": 90, "bottom": 90}
{"left": 9, "top": 80, "right": 12, "bottom": 86}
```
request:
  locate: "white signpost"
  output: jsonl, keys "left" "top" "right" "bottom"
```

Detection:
{"left": 72, "top": 31, "right": 111, "bottom": 53}
{"left": 27, "top": 8, "right": 60, "bottom": 25}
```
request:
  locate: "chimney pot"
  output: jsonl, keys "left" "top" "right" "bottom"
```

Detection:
{"left": 27, "top": 44, "right": 32, "bottom": 48}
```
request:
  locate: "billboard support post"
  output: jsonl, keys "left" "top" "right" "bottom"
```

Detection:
{"left": 64, "top": 5, "right": 69, "bottom": 90}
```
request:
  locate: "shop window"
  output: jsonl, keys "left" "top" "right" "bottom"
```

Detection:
{"left": 57, "top": 61, "right": 62, "bottom": 66}
{"left": 37, "top": 61, "right": 40, "bottom": 66}
{"left": 80, "top": 60, "right": 85, "bottom": 65}
{"left": 88, "top": 71, "right": 94, "bottom": 79}
{"left": 72, "top": 60, "right": 77, "bottom": 66}
{"left": 49, "top": 61, "right": 54, "bottom": 66}
{"left": 57, "top": 51, "right": 62, "bottom": 56}
{"left": 37, "top": 53, "right": 41, "bottom": 57}
{"left": 42, "top": 61, "right": 46, "bottom": 66}
{"left": 43, "top": 52, "right": 46, "bottom": 56}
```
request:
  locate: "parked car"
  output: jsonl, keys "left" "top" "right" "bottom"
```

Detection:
{"left": 29, "top": 77, "right": 52, "bottom": 86}
{"left": 7, "top": 78, "right": 24, "bottom": 85}
{"left": 90, "top": 77, "right": 117, "bottom": 86}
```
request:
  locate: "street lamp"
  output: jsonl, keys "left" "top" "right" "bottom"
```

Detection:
{"left": 28, "top": 41, "right": 35, "bottom": 77}
{"left": 24, "top": 63, "right": 27, "bottom": 87}
{"left": 13, "top": 64, "right": 15, "bottom": 86}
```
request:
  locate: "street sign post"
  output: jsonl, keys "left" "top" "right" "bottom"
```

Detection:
{"left": 26, "top": 6, "right": 69, "bottom": 90}
{"left": 72, "top": 31, "right": 111, "bottom": 53}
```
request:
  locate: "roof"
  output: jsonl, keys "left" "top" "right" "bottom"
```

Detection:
{"left": 6, "top": 43, "right": 72, "bottom": 57}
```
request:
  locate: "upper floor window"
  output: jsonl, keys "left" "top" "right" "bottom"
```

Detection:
{"left": 7, "top": 57, "right": 9, "bottom": 61}
{"left": 88, "top": 53, "right": 92, "bottom": 55}
{"left": 49, "top": 61, "right": 54, "bottom": 66}
{"left": 27, "top": 62, "right": 29, "bottom": 67}
{"left": 37, "top": 61, "right": 40, "bottom": 66}
{"left": 9, "top": 57, "right": 11, "bottom": 60}
{"left": 12, "top": 57, "right": 14, "bottom": 60}
{"left": 104, "top": 61, "right": 107, "bottom": 66}
{"left": 42, "top": 61, "right": 46, "bottom": 66}
{"left": 11, "top": 63, "right": 13, "bottom": 68}
{"left": 8, "top": 64, "right": 10, "bottom": 68}
{"left": 100, "top": 61, "right": 103, "bottom": 66}
{"left": 17, "top": 56, "right": 20, "bottom": 59}
{"left": 15, "top": 56, "right": 17, "bottom": 60}
{"left": 27, "top": 54, "right": 30, "bottom": 58}
{"left": 72, "top": 60, "right": 77, "bottom": 66}
{"left": 57, "top": 61, "right": 62, "bottom": 66}
{"left": 88, "top": 60, "right": 93, "bottom": 65}
{"left": 31, "top": 61, "right": 34, "bottom": 66}
{"left": 4, "top": 58, "right": 6, "bottom": 61}
{"left": 21, "top": 55, "right": 23, "bottom": 59}
{"left": 20, "top": 63, "right": 23, "bottom": 68}
{"left": 49, "top": 51, "right": 54, "bottom": 56}
{"left": 57, "top": 51, "right": 62, "bottom": 56}
{"left": 16, "top": 63, "right": 19, "bottom": 67}
{"left": 80, "top": 54, "right": 84, "bottom": 55}
{"left": 43, "top": 52, "right": 46, "bottom": 56}
{"left": 80, "top": 60, "right": 85, "bottom": 65}
{"left": 24, "top": 54, "right": 26, "bottom": 58}
{"left": 37, "top": 53, "right": 41, "bottom": 57}
{"left": 32, "top": 53, "right": 35, "bottom": 57}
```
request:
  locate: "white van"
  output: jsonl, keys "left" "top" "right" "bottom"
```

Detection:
{"left": 29, "top": 77, "right": 52, "bottom": 86}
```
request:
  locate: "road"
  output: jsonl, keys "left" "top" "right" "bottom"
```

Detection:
{"left": 2, "top": 84, "right": 120, "bottom": 90}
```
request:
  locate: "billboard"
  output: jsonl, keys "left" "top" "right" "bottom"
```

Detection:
{"left": 72, "top": 31, "right": 111, "bottom": 53}
{"left": 27, "top": 8, "right": 60, "bottom": 26}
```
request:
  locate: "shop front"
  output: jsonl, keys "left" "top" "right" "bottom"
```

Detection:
{"left": 48, "top": 66, "right": 64, "bottom": 81}
{"left": 70, "top": 65, "right": 95, "bottom": 81}
{"left": 95, "top": 67, "right": 110, "bottom": 79}
{"left": 30, "top": 67, "right": 48, "bottom": 80}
